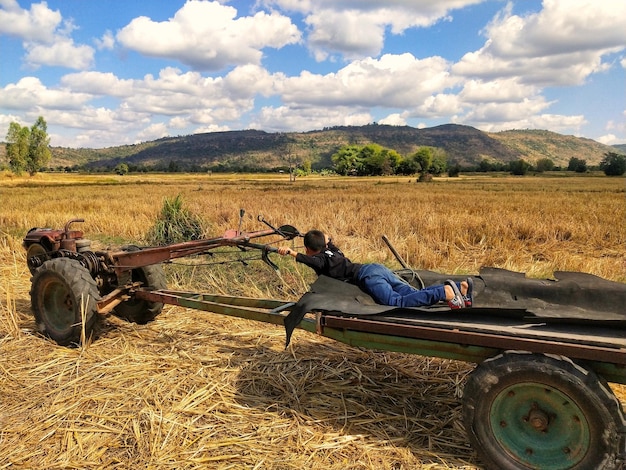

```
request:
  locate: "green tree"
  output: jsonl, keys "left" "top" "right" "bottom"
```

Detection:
{"left": 412, "top": 147, "right": 434, "bottom": 175}
{"left": 429, "top": 148, "right": 448, "bottom": 175}
{"left": 509, "top": 159, "right": 531, "bottom": 175}
{"left": 4, "top": 116, "right": 51, "bottom": 176}
{"left": 477, "top": 159, "right": 493, "bottom": 172}
{"left": 26, "top": 116, "right": 51, "bottom": 175}
{"left": 331, "top": 145, "right": 362, "bottom": 175}
{"left": 396, "top": 156, "right": 420, "bottom": 175}
{"left": 447, "top": 164, "right": 461, "bottom": 177}
{"left": 360, "top": 144, "right": 400, "bottom": 176}
{"left": 5, "top": 122, "right": 29, "bottom": 175}
{"left": 115, "top": 163, "right": 129, "bottom": 175}
{"left": 397, "top": 146, "right": 445, "bottom": 175}
{"left": 567, "top": 157, "right": 587, "bottom": 173}
{"left": 535, "top": 158, "right": 555, "bottom": 173}
{"left": 599, "top": 152, "right": 626, "bottom": 176}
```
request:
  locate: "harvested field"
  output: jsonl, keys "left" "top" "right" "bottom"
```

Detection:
{"left": 1, "top": 172, "right": 625, "bottom": 469}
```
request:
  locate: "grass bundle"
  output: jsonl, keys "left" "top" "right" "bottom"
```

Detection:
{"left": 146, "top": 194, "right": 205, "bottom": 245}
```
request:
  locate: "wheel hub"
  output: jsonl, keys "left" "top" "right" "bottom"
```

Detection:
{"left": 527, "top": 404, "right": 550, "bottom": 432}
{"left": 490, "top": 383, "right": 590, "bottom": 469}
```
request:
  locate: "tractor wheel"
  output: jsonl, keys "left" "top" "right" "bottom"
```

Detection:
{"left": 26, "top": 242, "right": 47, "bottom": 274}
{"left": 26, "top": 242, "right": 47, "bottom": 259}
{"left": 31, "top": 258, "right": 100, "bottom": 346}
{"left": 462, "top": 351, "right": 625, "bottom": 470}
{"left": 113, "top": 246, "right": 167, "bottom": 324}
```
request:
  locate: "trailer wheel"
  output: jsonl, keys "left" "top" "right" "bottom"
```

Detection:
{"left": 462, "top": 351, "right": 625, "bottom": 470}
{"left": 114, "top": 246, "right": 167, "bottom": 324}
{"left": 31, "top": 258, "right": 100, "bottom": 346}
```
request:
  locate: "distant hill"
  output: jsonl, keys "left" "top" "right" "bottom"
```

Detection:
{"left": 66, "top": 124, "right": 522, "bottom": 171}
{"left": 488, "top": 129, "right": 621, "bottom": 168}
{"left": 2, "top": 124, "right": 622, "bottom": 171}
{"left": 613, "top": 144, "right": 626, "bottom": 154}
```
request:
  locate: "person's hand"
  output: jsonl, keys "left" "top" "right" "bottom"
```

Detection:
{"left": 277, "top": 246, "right": 294, "bottom": 256}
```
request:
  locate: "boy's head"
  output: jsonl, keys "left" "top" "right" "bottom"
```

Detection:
{"left": 303, "top": 230, "right": 326, "bottom": 254}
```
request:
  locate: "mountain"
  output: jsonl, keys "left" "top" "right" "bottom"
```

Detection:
{"left": 488, "top": 129, "right": 619, "bottom": 168}
{"left": 66, "top": 124, "right": 520, "bottom": 170}
{"left": 2, "top": 124, "right": 622, "bottom": 171}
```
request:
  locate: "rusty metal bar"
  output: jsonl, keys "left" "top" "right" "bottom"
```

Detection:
{"left": 321, "top": 315, "right": 626, "bottom": 366}
{"left": 135, "top": 289, "right": 317, "bottom": 333}
{"left": 110, "top": 227, "right": 286, "bottom": 272}
{"left": 317, "top": 322, "right": 626, "bottom": 384}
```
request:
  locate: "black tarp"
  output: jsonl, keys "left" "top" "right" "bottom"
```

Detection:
{"left": 284, "top": 268, "right": 626, "bottom": 347}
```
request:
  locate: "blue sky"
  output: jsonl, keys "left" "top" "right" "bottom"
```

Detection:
{"left": 0, "top": 0, "right": 624, "bottom": 148}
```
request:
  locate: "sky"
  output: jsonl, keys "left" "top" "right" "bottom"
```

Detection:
{"left": 0, "top": 0, "right": 625, "bottom": 149}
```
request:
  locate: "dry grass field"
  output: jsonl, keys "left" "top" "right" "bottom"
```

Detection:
{"left": 1, "top": 171, "right": 625, "bottom": 469}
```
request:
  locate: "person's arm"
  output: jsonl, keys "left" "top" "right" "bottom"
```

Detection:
{"left": 277, "top": 246, "right": 326, "bottom": 272}
{"left": 277, "top": 246, "right": 298, "bottom": 258}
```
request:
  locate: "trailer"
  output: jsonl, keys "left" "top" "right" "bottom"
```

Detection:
{"left": 23, "top": 217, "right": 626, "bottom": 470}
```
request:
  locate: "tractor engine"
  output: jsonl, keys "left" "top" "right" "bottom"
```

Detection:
{"left": 23, "top": 218, "right": 117, "bottom": 289}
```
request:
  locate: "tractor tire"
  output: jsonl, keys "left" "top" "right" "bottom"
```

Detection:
{"left": 31, "top": 258, "right": 100, "bottom": 346}
{"left": 462, "top": 351, "right": 625, "bottom": 470}
{"left": 113, "top": 246, "right": 167, "bottom": 324}
{"left": 26, "top": 242, "right": 47, "bottom": 274}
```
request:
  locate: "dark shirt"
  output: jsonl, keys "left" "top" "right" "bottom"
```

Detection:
{"left": 295, "top": 241, "right": 363, "bottom": 283}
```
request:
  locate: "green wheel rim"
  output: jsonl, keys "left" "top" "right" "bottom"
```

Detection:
{"left": 490, "top": 382, "right": 590, "bottom": 469}
{"left": 41, "top": 277, "right": 76, "bottom": 333}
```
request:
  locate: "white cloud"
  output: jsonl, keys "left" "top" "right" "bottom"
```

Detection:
{"left": 0, "top": 0, "right": 61, "bottom": 42}
{"left": 596, "top": 134, "right": 618, "bottom": 145}
{"left": 459, "top": 78, "right": 538, "bottom": 103}
{"left": 471, "top": 113, "right": 587, "bottom": 134}
{"left": 415, "top": 93, "right": 463, "bottom": 117}
{"left": 379, "top": 112, "right": 408, "bottom": 126}
{"left": 306, "top": 9, "right": 385, "bottom": 60}
{"left": 137, "top": 122, "right": 169, "bottom": 142}
{"left": 95, "top": 30, "right": 115, "bottom": 50}
{"left": 24, "top": 37, "right": 94, "bottom": 70}
{"left": 223, "top": 64, "right": 279, "bottom": 97}
{"left": 0, "top": 76, "right": 92, "bottom": 110}
{"left": 0, "top": 0, "right": 94, "bottom": 70}
{"left": 485, "top": 0, "right": 626, "bottom": 58}
{"left": 116, "top": 1, "right": 300, "bottom": 71}
{"left": 599, "top": 116, "right": 626, "bottom": 144}
{"left": 280, "top": 53, "right": 456, "bottom": 108}
{"left": 463, "top": 97, "right": 553, "bottom": 123}
{"left": 60, "top": 72, "right": 134, "bottom": 97}
{"left": 250, "top": 104, "right": 372, "bottom": 132}
{"left": 453, "top": 0, "right": 626, "bottom": 86}
{"left": 168, "top": 116, "right": 190, "bottom": 129}
{"left": 264, "top": 0, "right": 485, "bottom": 60}
{"left": 192, "top": 123, "right": 230, "bottom": 134}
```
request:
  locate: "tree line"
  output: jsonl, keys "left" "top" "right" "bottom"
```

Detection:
{"left": 4, "top": 117, "right": 626, "bottom": 177}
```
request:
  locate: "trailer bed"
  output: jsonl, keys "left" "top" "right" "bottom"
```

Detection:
{"left": 139, "top": 271, "right": 626, "bottom": 384}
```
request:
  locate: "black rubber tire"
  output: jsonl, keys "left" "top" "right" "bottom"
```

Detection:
{"left": 113, "top": 246, "right": 167, "bottom": 324}
{"left": 31, "top": 258, "right": 100, "bottom": 346}
{"left": 463, "top": 351, "right": 625, "bottom": 470}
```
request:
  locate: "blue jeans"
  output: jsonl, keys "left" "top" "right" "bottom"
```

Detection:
{"left": 356, "top": 263, "right": 447, "bottom": 308}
